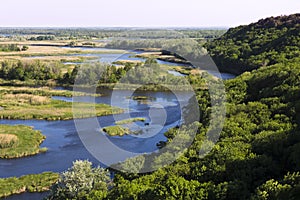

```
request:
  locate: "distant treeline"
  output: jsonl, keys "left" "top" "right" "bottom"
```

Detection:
{"left": 0, "top": 28, "right": 226, "bottom": 40}
{"left": 0, "top": 44, "right": 28, "bottom": 52}
{"left": 29, "top": 35, "right": 56, "bottom": 41}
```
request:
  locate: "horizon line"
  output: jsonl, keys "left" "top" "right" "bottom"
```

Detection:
{"left": 0, "top": 26, "right": 229, "bottom": 30}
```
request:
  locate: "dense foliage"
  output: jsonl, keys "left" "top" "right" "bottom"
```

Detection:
{"left": 205, "top": 14, "right": 300, "bottom": 74}
{"left": 0, "top": 60, "right": 61, "bottom": 82}
{"left": 0, "top": 44, "right": 26, "bottom": 52}
{"left": 63, "top": 59, "right": 192, "bottom": 91}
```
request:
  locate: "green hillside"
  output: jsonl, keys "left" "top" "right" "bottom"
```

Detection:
{"left": 205, "top": 13, "right": 300, "bottom": 74}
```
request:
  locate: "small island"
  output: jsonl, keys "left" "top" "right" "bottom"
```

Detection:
{"left": 115, "top": 117, "right": 146, "bottom": 125}
{"left": 102, "top": 125, "right": 130, "bottom": 136}
{"left": 0, "top": 124, "right": 47, "bottom": 159}
{"left": 102, "top": 118, "right": 146, "bottom": 136}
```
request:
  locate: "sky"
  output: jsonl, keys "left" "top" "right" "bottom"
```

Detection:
{"left": 0, "top": 0, "right": 299, "bottom": 27}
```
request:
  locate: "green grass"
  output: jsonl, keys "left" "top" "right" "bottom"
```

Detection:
{"left": 0, "top": 99, "right": 123, "bottom": 120}
{"left": 0, "top": 87, "right": 117, "bottom": 120}
{"left": 0, "top": 86, "right": 100, "bottom": 97}
{"left": 102, "top": 124, "right": 144, "bottom": 136}
{"left": 102, "top": 125, "right": 130, "bottom": 136}
{"left": 0, "top": 172, "right": 59, "bottom": 198}
{"left": 0, "top": 125, "right": 46, "bottom": 159}
{"left": 173, "top": 66, "right": 192, "bottom": 75}
{"left": 115, "top": 117, "right": 146, "bottom": 125}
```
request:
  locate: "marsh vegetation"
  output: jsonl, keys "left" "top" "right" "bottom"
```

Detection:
{"left": 0, "top": 124, "right": 46, "bottom": 158}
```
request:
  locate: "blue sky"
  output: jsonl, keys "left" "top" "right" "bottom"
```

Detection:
{"left": 1, "top": 0, "right": 299, "bottom": 27}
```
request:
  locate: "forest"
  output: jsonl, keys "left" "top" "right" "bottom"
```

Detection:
{"left": 205, "top": 14, "right": 300, "bottom": 74}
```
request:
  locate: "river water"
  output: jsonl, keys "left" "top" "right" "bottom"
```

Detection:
{"left": 0, "top": 89, "right": 192, "bottom": 177}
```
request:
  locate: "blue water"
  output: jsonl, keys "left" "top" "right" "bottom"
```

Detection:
{"left": 0, "top": 90, "right": 192, "bottom": 178}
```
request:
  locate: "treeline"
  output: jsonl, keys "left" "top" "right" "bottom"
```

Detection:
{"left": 0, "top": 28, "right": 225, "bottom": 40}
{"left": 29, "top": 35, "right": 56, "bottom": 41}
{"left": 62, "top": 59, "right": 190, "bottom": 89}
{"left": 0, "top": 60, "right": 61, "bottom": 81}
{"left": 0, "top": 58, "right": 190, "bottom": 87}
{"left": 61, "top": 62, "right": 132, "bottom": 85}
{"left": 0, "top": 44, "right": 28, "bottom": 52}
{"left": 205, "top": 13, "right": 300, "bottom": 74}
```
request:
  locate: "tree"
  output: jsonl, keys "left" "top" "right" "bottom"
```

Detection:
{"left": 21, "top": 45, "right": 29, "bottom": 51}
{"left": 47, "top": 160, "right": 111, "bottom": 200}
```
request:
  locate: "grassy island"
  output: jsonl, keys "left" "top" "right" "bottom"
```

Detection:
{"left": 102, "top": 118, "right": 146, "bottom": 136}
{"left": 102, "top": 125, "right": 130, "bottom": 136}
{"left": 0, "top": 124, "right": 47, "bottom": 159}
{"left": 115, "top": 117, "right": 146, "bottom": 125}
{"left": 0, "top": 172, "right": 59, "bottom": 198}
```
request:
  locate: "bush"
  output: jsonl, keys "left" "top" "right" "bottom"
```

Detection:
{"left": 47, "top": 160, "right": 111, "bottom": 200}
